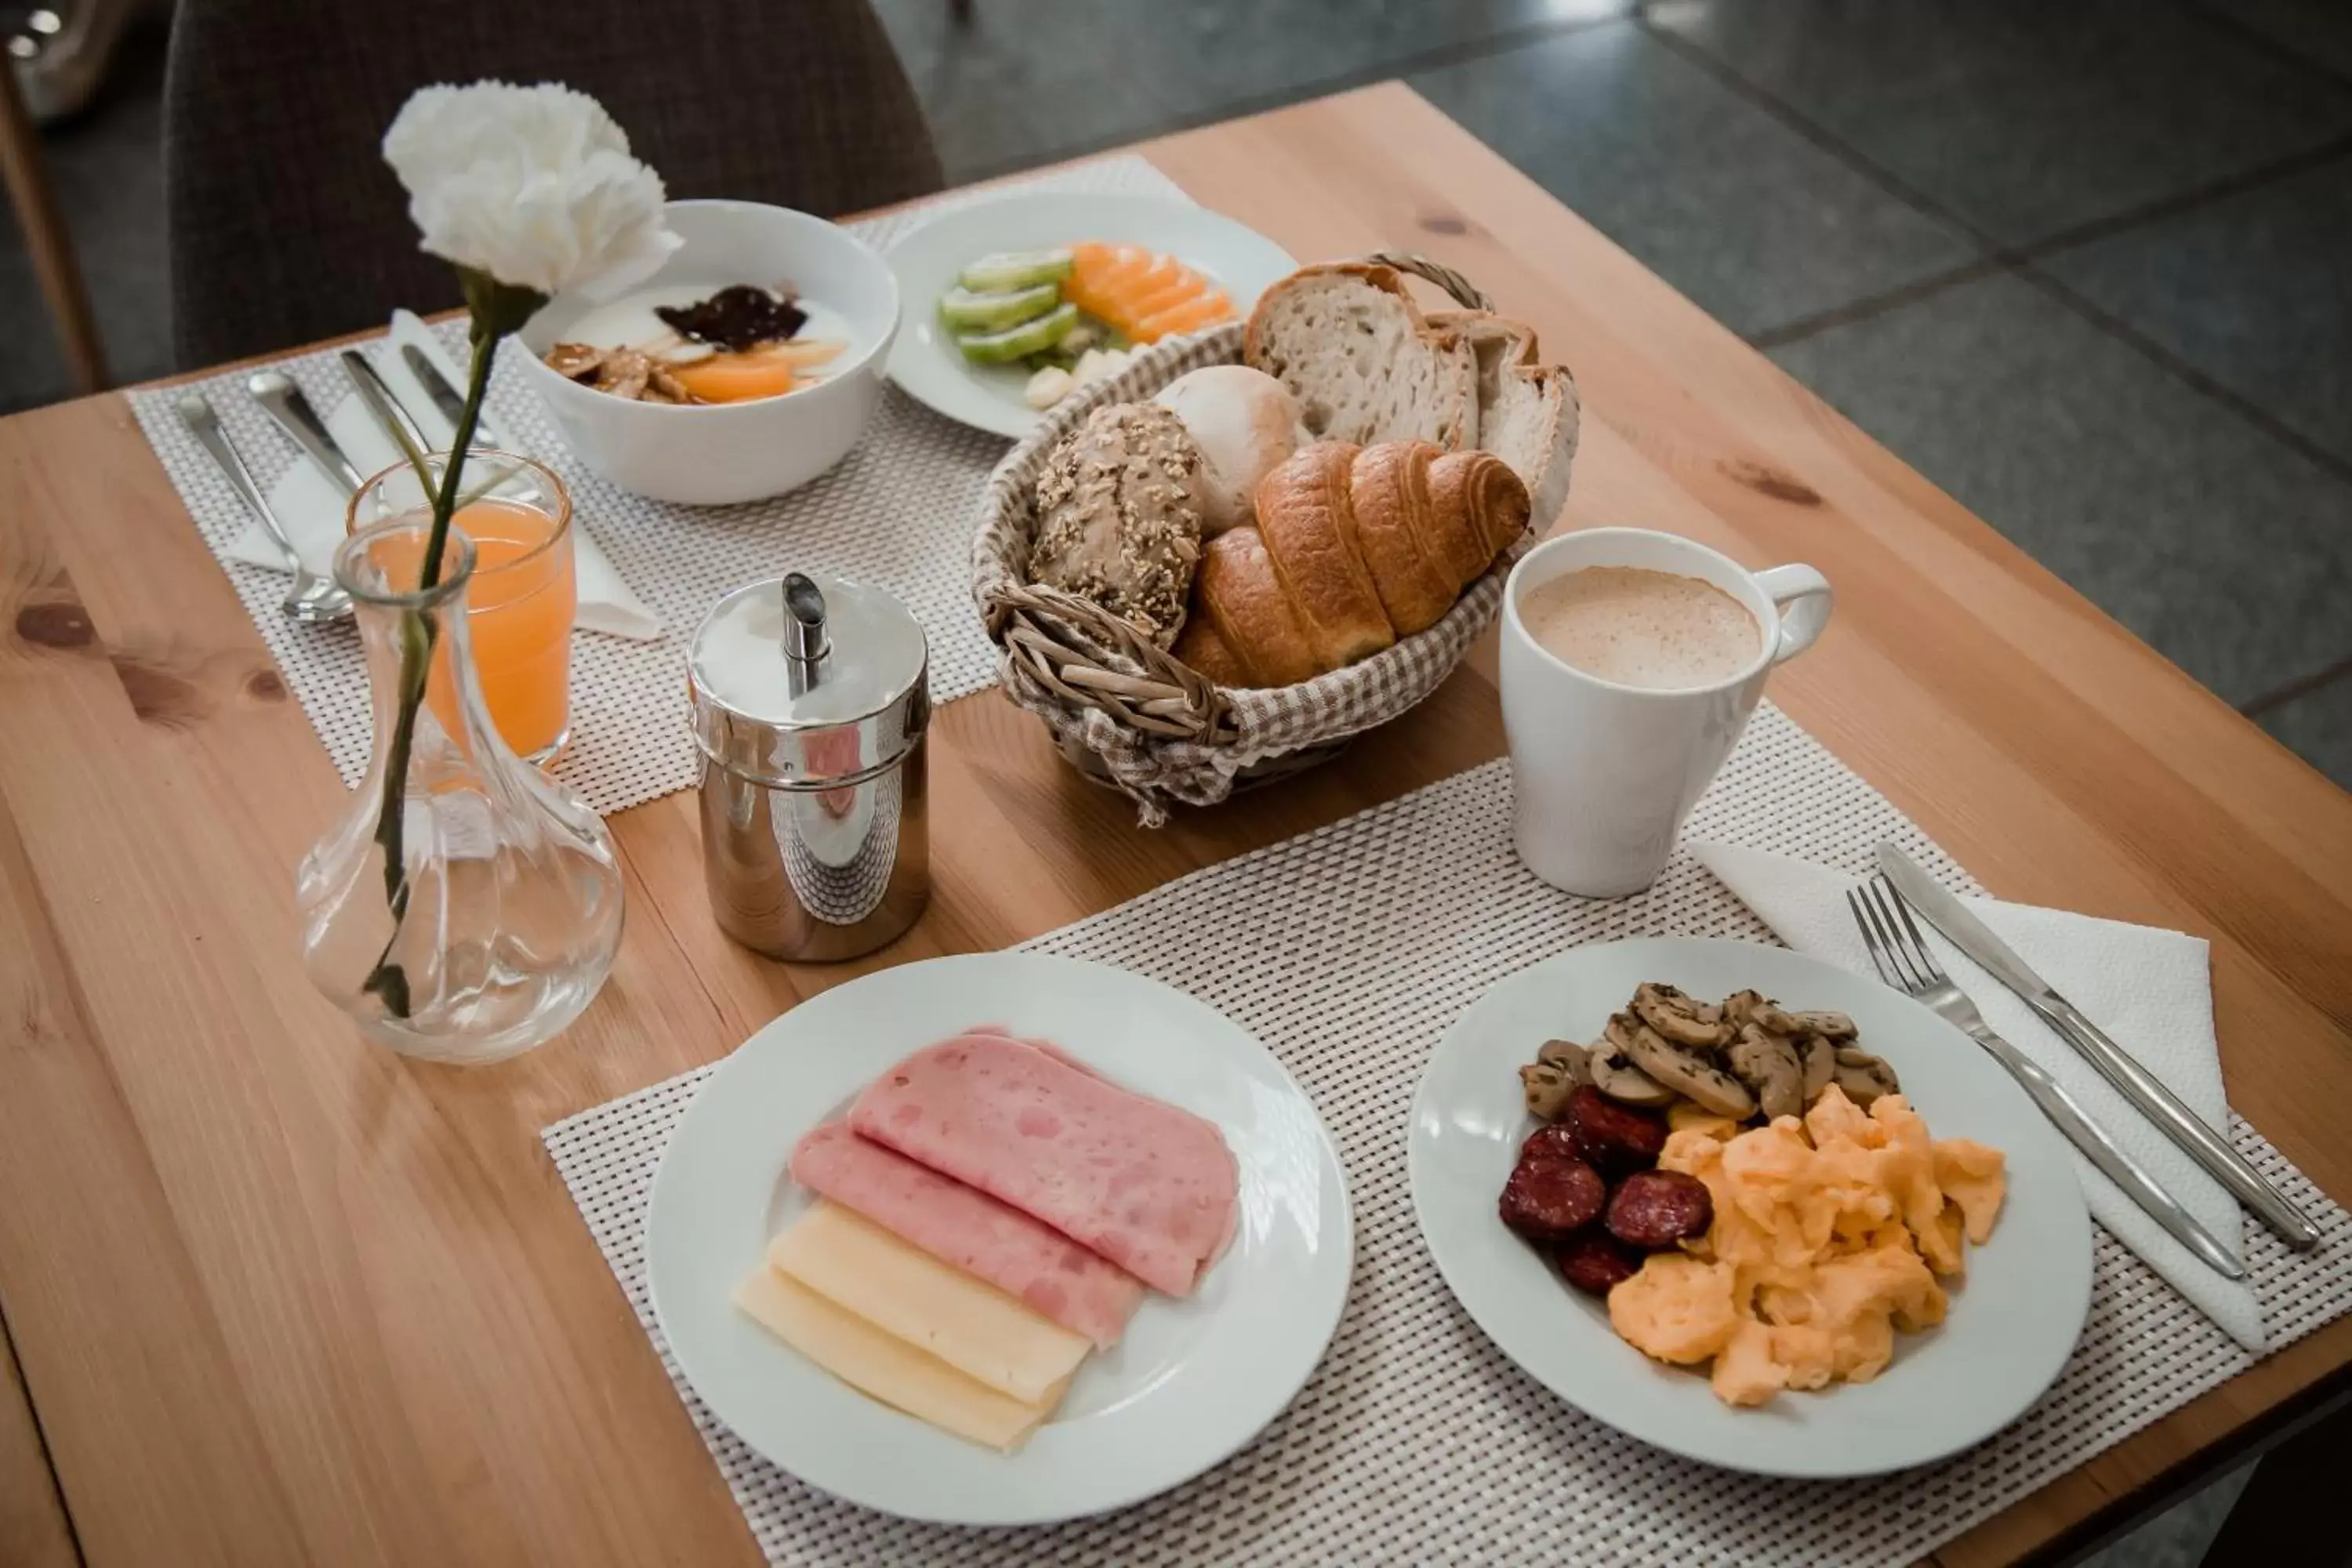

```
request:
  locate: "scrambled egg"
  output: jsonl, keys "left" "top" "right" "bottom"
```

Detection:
{"left": 1606, "top": 1084, "right": 2006, "bottom": 1406}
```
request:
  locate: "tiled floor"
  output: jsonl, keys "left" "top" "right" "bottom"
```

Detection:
{"left": 5, "top": 0, "right": 2343, "bottom": 1557}
{"left": 1411, "top": 24, "right": 1979, "bottom": 339}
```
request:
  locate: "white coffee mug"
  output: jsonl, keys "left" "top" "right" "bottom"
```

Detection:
{"left": 1500, "top": 528, "right": 1833, "bottom": 897}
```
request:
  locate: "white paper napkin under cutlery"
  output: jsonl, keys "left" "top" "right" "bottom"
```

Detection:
{"left": 1690, "top": 838, "right": 2267, "bottom": 1351}
{"left": 226, "top": 310, "right": 662, "bottom": 642}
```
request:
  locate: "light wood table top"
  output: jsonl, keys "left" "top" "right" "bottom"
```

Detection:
{"left": 2, "top": 83, "right": 2348, "bottom": 1568}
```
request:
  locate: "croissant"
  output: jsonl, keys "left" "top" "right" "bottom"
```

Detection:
{"left": 1172, "top": 441, "right": 1530, "bottom": 688}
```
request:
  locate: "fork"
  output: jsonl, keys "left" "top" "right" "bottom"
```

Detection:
{"left": 1847, "top": 876, "right": 2244, "bottom": 1280}
{"left": 175, "top": 394, "right": 352, "bottom": 624}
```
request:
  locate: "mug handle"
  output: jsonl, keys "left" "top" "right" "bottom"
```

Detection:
{"left": 1753, "top": 564, "right": 1833, "bottom": 663}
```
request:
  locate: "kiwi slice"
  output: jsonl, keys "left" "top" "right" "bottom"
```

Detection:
{"left": 957, "top": 249, "right": 1075, "bottom": 293}
{"left": 938, "top": 282, "right": 1062, "bottom": 334}
{"left": 955, "top": 303, "right": 1080, "bottom": 365}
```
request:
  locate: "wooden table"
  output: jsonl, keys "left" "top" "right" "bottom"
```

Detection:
{"left": 2, "top": 83, "right": 2347, "bottom": 1568}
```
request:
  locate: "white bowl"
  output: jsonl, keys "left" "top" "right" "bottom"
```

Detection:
{"left": 517, "top": 200, "right": 900, "bottom": 506}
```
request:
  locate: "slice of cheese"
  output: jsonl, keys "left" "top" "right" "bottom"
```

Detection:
{"left": 733, "top": 1266, "right": 1067, "bottom": 1451}
{"left": 768, "top": 1200, "right": 1091, "bottom": 1404}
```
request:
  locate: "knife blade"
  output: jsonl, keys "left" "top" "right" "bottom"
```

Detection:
{"left": 1849, "top": 881, "right": 2243, "bottom": 1280}
{"left": 1875, "top": 844, "right": 2321, "bottom": 1250}
{"left": 401, "top": 343, "right": 474, "bottom": 435}
{"left": 340, "top": 349, "right": 432, "bottom": 459}
{"left": 1873, "top": 847, "right": 2056, "bottom": 1005}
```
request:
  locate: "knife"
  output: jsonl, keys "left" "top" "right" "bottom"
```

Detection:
{"left": 1851, "top": 880, "right": 2245, "bottom": 1280}
{"left": 340, "top": 349, "right": 433, "bottom": 459}
{"left": 1876, "top": 844, "right": 2321, "bottom": 1250}
{"left": 401, "top": 343, "right": 481, "bottom": 440}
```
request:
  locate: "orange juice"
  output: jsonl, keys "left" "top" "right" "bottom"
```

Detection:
{"left": 375, "top": 498, "right": 575, "bottom": 760}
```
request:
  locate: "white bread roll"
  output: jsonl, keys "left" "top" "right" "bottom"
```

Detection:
{"left": 1154, "top": 365, "right": 1301, "bottom": 536}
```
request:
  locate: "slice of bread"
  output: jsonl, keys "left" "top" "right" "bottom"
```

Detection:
{"left": 1244, "top": 263, "right": 1477, "bottom": 452}
{"left": 1430, "top": 310, "right": 1580, "bottom": 532}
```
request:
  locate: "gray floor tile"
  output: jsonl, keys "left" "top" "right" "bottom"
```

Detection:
{"left": 1410, "top": 23, "right": 1977, "bottom": 339}
{"left": 1646, "top": 0, "right": 2352, "bottom": 246}
{"left": 2260, "top": 675, "right": 2352, "bottom": 791}
{"left": 867, "top": 0, "right": 1196, "bottom": 185}
{"left": 1129, "top": 0, "right": 1628, "bottom": 122}
{"left": 2042, "top": 155, "right": 2352, "bottom": 469}
{"left": 2197, "top": 0, "right": 2352, "bottom": 83}
{"left": 1766, "top": 273, "right": 2352, "bottom": 705}
{"left": 2, "top": 21, "right": 170, "bottom": 412}
{"left": 869, "top": 0, "right": 1622, "bottom": 185}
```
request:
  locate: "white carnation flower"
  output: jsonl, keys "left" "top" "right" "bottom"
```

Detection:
{"left": 383, "top": 82, "right": 681, "bottom": 302}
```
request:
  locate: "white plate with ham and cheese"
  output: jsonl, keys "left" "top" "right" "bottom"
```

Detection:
{"left": 645, "top": 952, "right": 1352, "bottom": 1525}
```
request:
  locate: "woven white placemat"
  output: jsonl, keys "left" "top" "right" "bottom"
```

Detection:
{"left": 543, "top": 706, "right": 2352, "bottom": 1565}
{"left": 126, "top": 155, "right": 1191, "bottom": 815}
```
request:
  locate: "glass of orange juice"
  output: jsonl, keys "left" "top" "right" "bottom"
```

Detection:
{"left": 348, "top": 450, "right": 577, "bottom": 764}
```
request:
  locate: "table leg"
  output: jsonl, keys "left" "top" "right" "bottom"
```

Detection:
{"left": 0, "top": 57, "right": 108, "bottom": 396}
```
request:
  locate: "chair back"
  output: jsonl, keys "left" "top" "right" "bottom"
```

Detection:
{"left": 165, "top": 0, "right": 942, "bottom": 366}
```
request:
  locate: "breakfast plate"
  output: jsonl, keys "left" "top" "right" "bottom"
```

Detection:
{"left": 882, "top": 191, "right": 1296, "bottom": 437}
{"left": 647, "top": 952, "right": 1352, "bottom": 1524}
{"left": 1409, "top": 937, "right": 2090, "bottom": 1478}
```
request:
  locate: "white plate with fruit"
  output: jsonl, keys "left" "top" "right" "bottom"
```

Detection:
{"left": 883, "top": 191, "right": 1296, "bottom": 437}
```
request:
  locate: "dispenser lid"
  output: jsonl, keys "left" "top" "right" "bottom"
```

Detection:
{"left": 688, "top": 572, "right": 929, "bottom": 787}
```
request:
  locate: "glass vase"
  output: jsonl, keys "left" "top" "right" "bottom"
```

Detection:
{"left": 296, "top": 517, "right": 624, "bottom": 1063}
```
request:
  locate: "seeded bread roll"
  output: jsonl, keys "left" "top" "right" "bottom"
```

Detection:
{"left": 1028, "top": 402, "right": 1207, "bottom": 648}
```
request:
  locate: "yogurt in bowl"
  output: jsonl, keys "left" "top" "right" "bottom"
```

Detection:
{"left": 517, "top": 200, "right": 899, "bottom": 506}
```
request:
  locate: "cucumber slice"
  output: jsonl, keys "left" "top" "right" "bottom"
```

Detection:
{"left": 957, "top": 249, "right": 1075, "bottom": 293}
{"left": 956, "top": 303, "right": 1080, "bottom": 365}
{"left": 937, "top": 282, "right": 1060, "bottom": 334}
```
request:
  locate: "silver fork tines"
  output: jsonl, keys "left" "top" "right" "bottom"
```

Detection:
{"left": 1849, "top": 877, "right": 1947, "bottom": 996}
{"left": 1845, "top": 875, "right": 2245, "bottom": 1280}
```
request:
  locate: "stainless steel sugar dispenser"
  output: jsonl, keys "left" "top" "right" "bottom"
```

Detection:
{"left": 688, "top": 571, "right": 930, "bottom": 960}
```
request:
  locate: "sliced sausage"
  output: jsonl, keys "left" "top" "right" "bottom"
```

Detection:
{"left": 1604, "top": 1169, "right": 1715, "bottom": 1250}
{"left": 1554, "top": 1231, "right": 1643, "bottom": 1298}
{"left": 1519, "top": 1122, "right": 1589, "bottom": 1168}
{"left": 1565, "top": 1084, "right": 1668, "bottom": 1175}
{"left": 1498, "top": 1156, "right": 1606, "bottom": 1240}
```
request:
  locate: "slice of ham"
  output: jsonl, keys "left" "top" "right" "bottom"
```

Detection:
{"left": 848, "top": 1034, "right": 1239, "bottom": 1298}
{"left": 789, "top": 1123, "right": 1147, "bottom": 1348}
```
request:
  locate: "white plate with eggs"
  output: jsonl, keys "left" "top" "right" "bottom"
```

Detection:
{"left": 883, "top": 191, "right": 1295, "bottom": 438}
{"left": 1410, "top": 938, "right": 2092, "bottom": 1479}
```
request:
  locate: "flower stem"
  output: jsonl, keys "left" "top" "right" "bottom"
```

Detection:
{"left": 358, "top": 325, "right": 501, "bottom": 1018}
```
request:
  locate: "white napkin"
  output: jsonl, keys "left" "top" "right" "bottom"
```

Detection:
{"left": 1689, "top": 839, "right": 2264, "bottom": 1351}
{"left": 226, "top": 310, "right": 662, "bottom": 642}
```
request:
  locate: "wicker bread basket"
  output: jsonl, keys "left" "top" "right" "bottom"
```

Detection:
{"left": 972, "top": 253, "right": 1556, "bottom": 825}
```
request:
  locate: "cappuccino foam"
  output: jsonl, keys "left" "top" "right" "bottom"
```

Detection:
{"left": 1520, "top": 565, "right": 1761, "bottom": 689}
